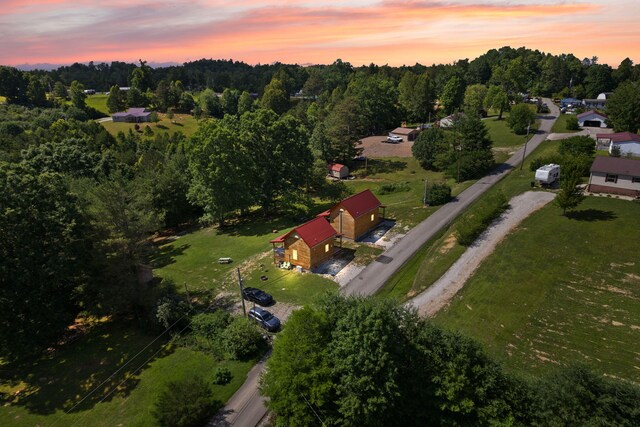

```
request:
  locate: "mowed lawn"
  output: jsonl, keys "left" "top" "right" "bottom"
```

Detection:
{"left": 0, "top": 321, "right": 255, "bottom": 427}
{"left": 101, "top": 113, "right": 200, "bottom": 138}
{"left": 86, "top": 94, "right": 109, "bottom": 116}
{"left": 550, "top": 113, "right": 581, "bottom": 134}
{"left": 434, "top": 197, "right": 640, "bottom": 382}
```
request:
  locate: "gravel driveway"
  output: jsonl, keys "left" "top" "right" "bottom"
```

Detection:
{"left": 407, "top": 191, "right": 556, "bottom": 317}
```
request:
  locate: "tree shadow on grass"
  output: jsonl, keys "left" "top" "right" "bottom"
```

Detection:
{"left": 217, "top": 215, "right": 297, "bottom": 238}
{"left": 147, "top": 242, "right": 190, "bottom": 269}
{"left": 353, "top": 158, "right": 406, "bottom": 176}
{"left": 566, "top": 209, "right": 617, "bottom": 222}
{"left": 0, "top": 321, "right": 173, "bottom": 415}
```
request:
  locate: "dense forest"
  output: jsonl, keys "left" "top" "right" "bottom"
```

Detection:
{"left": 1, "top": 46, "right": 640, "bottom": 425}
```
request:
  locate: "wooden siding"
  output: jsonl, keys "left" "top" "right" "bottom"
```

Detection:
{"left": 282, "top": 234, "right": 335, "bottom": 270}
{"left": 329, "top": 206, "right": 382, "bottom": 240}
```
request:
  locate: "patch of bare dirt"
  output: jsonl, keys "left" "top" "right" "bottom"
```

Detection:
{"left": 438, "top": 234, "right": 457, "bottom": 254}
{"left": 360, "top": 135, "right": 414, "bottom": 158}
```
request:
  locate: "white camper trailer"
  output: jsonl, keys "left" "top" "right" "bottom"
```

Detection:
{"left": 535, "top": 164, "right": 561, "bottom": 185}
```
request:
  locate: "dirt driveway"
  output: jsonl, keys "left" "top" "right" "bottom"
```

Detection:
{"left": 360, "top": 135, "right": 414, "bottom": 158}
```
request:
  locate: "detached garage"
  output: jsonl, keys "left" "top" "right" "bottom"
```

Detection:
{"left": 577, "top": 110, "right": 608, "bottom": 128}
{"left": 327, "top": 163, "right": 349, "bottom": 179}
{"left": 389, "top": 127, "right": 420, "bottom": 142}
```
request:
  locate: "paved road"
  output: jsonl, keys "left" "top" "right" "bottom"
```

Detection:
{"left": 214, "top": 99, "right": 559, "bottom": 426}
{"left": 343, "top": 99, "right": 559, "bottom": 296}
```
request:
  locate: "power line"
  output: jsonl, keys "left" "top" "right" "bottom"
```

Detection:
{"left": 299, "top": 391, "right": 327, "bottom": 427}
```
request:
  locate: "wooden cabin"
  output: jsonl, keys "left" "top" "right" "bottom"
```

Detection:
{"left": 269, "top": 217, "right": 338, "bottom": 270}
{"left": 319, "top": 189, "right": 385, "bottom": 240}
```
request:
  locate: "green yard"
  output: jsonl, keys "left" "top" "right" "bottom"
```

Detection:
{"left": 86, "top": 94, "right": 109, "bottom": 115}
{"left": 101, "top": 113, "right": 200, "bottom": 138}
{"left": 0, "top": 320, "right": 256, "bottom": 427}
{"left": 550, "top": 113, "right": 581, "bottom": 134}
{"left": 484, "top": 115, "right": 536, "bottom": 149}
{"left": 434, "top": 197, "right": 640, "bottom": 382}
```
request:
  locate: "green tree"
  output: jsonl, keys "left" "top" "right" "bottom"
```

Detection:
{"left": 69, "top": 80, "right": 87, "bottom": 109}
{"left": 107, "top": 85, "right": 126, "bottom": 113}
{"left": 130, "top": 59, "right": 153, "bottom": 92}
{"left": 221, "top": 88, "right": 240, "bottom": 116}
{"left": 309, "top": 120, "right": 333, "bottom": 161}
{"left": 154, "top": 80, "right": 171, "bottom": 112}
{"left": 237, "top": 91, "right": 254, "bottom": 115}
{"left": 27, "top": 75, "right": 47, "bottom": 106}
{"left": 412, "top": 127, "right": 448, "bottom": 170}
{"left": 565, "top": 115, "right": 580, "bottom": 131}
{"left": 0, "top": 66, "right": 28, "bottom": 104}
{"left": 398, "top": 72, "right": 433, "bottom": 122}
{"left": 260, "top": 78, "right": 289, "bottom": 114}
{"left": 221, "top": 317, "right": 264, "bottom": 360}
{"left": 152, "top": 376, "right": 220, "bottom": 427}
{"left": 178, "top": 92, "right": 195, "bottom": 113}
{"left": 613, "top": 58, "right": 634, "bottom": 85}
{"left": 199, "top": 88, "right": 223, "bottom": 118}
{"left": 126, "top": 86, "right": 148, "bottom": 108}
{"left": 441, "top": 76, "right": 466, "bottom": 115}
{"left": 324, "top": 96, "right": 366, "bottom": 163}
{"left": 346, "top": 73, "right": 399, "bottom": 133}
{"left": 555, "top": 172, "right": 585, "bottom": 215}
{"left": 452, "top": 113, "right": 495, "bottom": 181}
{"left": 558, "top": 135, "right": 595, "bottom": 157}
{"left": 606, "top": 81, "right": 640, "bottom": 132}
{"left": 52, "top": 81, "right": 68, "bottom": 100}
{"left": 508, "top": 103, "right": 535, "bottom": 134}
{"left": 484, "top": 85, "right": 509, "bottom": 119}
{"left": 584, "top": 64, "right": 614, "bottom": 98}
{"left": 463, "top": 84, "right": 488, "bottom": 116}
{"left": 0, "top": 164, "right": 88, "bottom": 359}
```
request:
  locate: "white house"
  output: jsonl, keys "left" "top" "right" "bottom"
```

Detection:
{"left": 577, "top": 110, "right": 608, "bottom": 128}
{"left": 596, "top": 132, "right": 640, "bottom": 156}
{"left": 587, "top": 156, "right": 640, "bottom": 197}
{"left": 582, "top": 99, "right": 607, "bottom": 110}
{"left": 597, "top": 92, "right": 613, "bottom": 100}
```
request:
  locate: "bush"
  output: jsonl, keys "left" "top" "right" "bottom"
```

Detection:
{"left": 144, "top": 125, "right": 154, "bottom": 136}
{"left": 149, "top": 111, "right": 159, "bottom": 122}
{"left": 191, "top": 311, "right": 232, "bottom": 340}
{"left": 508, "top": 103, "right": 536, "bottom": 135}
{"left": 455, "top": 191, "right": 509, "bottom": 246}
{"left": 558, "top": 136, "right": 594, "bottom": 157}
{"left": 428, "top": 183, "right": 452, "bottom": 206}
{"left": 610, "top": 144, "right": 621, "bottom": 157}
{"left": 153, "top": 376, "right": 221, "bottom": 427}
{"left": 213, "top": 367, "right": 233, "bottom": 385}
{"left": 565, "top": 115, "right": 580, "bottom": 130}
{"left": 221, "top": 317, "right": 264, "bottom": 360}
{"left": 378, "top": 182, "right": 410, "bottom": 195}
{"left": 155, "top": 295, "right": 192, "bottom": 330}
{"left": 529, "top": 155, "right": 562, "bottom": 172}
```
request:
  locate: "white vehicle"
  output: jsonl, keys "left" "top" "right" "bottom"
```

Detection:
{"left": 535, "top": 164, "right": 561, "bottom": 185}
{"left": 386, "top": 134, "right": 403, "bottom": 143}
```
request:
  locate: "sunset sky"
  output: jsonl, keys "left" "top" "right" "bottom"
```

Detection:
{"left": 1, "top": 0, "right": 639, "bottom": 67}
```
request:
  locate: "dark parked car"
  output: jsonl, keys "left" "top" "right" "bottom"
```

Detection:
{"left": 248, "top": 307, "right": 281, "bottom": 332}
{"left": 242, "top": 287, "right": 273, "bottom": 306}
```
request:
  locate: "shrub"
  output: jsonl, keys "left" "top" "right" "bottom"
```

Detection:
{"left": 144, "top": 125, "right": 154, "bottom": 136}
{"left": 508, "top": 103, "right": 535, "bottom": 135}
{"left": 455, "top": 191, "right": 509, "bottom": 246}
{"left": 610, "top": 144, "right": 621, "bottom": 157}
{"left": 558, "top": 136, "right": 595, "bottom": 157}
{"left": 213, "top": 367, "right": 233, "bottom": 385}
{"left": 378, "top": 182, "right": 410, "bottom": 195}
{"left": 149, "top": 111, "right": 159, "bottom": 122}
{"left": 565, "top": 115, "right": 580, "bottom": 131}
{"left": 191, "top": 311, "right": 232, "bottom": 340}
{"left": 221, "top": 317, "right": 264, "bottom": 360}
{"left": 167, "top": 108, "right": 175, "bottom": 119}
{"left": 155, "top": 295, "right": 192, "bottom": 330}
{"left": 529, "top": 155, "right": 562, "bottom": 172}
{"left": 152, "top": 376, "right": 221, "bottom": 427}
{"left": 428, "top": 183, "right": 452, "bottom": 206}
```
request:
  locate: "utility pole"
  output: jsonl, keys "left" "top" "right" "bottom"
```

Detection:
{"left": 183, "top": 282, "right": 192, "bottom": 307}
{"left": 520, "top": 122, "right": 531, "bottom": 171}
{"left": 423, "top": 179, "right": 428, "bottom": 206}
{"left": 237, "top": 268, "right": 247, "bottom": 317}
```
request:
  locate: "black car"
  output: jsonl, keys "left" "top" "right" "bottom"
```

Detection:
{"left": 242, "top": 287, "right": 273, "bottom": 306}
{"left": 248, "top": 307, "right": 281, "bottom": 332}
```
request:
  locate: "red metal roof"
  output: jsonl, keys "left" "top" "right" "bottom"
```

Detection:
{"left": 591, "top": 156, "right": 640, "bottom": 176}
{"left": 271, "top": 217, "right": 337, "bottom": 247}
{"left": 339, "top": 189, "right": 382, "bottom": 219}
{"left": 577, "top": 110, "right": 607, "bottom": 120}
{"left": 328, "top": 163, "right": 346, "bottom": 172}
{"left": 596, "top": 132, "right": 640, "bottom": 143}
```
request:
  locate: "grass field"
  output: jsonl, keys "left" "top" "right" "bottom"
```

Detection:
{"left": 101, "top": 113, "right": 200, "bottom": 138}
{"left": 434, "top": 197, "right": 640, "bottom": 382}
{"left": 484, "top": 115, "right": 536, "bottom": 149}
{"left": 550, "top": 113, "right": 581, "bottom": 134}
{"left": 0, "top": 320, "right": 256, "bottom": 426}
{"left": 380, "top": 139, "right": 561, "bottom": 301}
{"left": 86, "top": 94, "right": 109, "bottom": 115}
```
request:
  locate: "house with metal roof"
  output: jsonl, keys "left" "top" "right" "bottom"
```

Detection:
{"left": 577, "top": 110, "right": 608, "bottom": 128}
{"left": 112, "top": 107, "right": 152, "bottom": 123}
{"left": 587, "top": 156, "right": 640, "bottom": 197}
{"left": 319, "top": 189, "right": 385, "bottom": 240}
{"left": 269, "top": 217, "right": 338, "bottom": 270}
{"left": 595, "top": 132, "right": 640, "bottom": 156}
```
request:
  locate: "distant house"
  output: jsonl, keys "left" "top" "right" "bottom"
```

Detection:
{"left": 596, "top": 132, "right": 640, "bottom": 156}
{"left": 269, "top": 217, "right": 338, "bottom": 270}
{"left": 327, "top": 163, "right": 349, "bottom": 179}
{"left": 560, "top": 98, "right": 581, "bottom": 108}
{"left": 389, "top": 127, "right": 420, "bottom": 142}
{"left": 587, "top": 156, "right": 640, "bottom": 197}
{"left": 439, "top": 114, "right": 457, "bottom": 129}
{"left": 577, "top": 110, "right": 608, "bottom": 128}
{"left": 83, "top": 89, "right": 96, "bottom": 95}
{"left": 582, "top": 99, "right": 607, "bottom": 110}
{"left": 318, "top": 189, "right": 385, "bottom": 240}
{"left": 597, "top": 92, "right": 613, "bottom": 100}
{"left": 112, "top": 107, "right": 152, "bottom": 123}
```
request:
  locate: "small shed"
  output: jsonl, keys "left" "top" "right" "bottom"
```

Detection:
{"left": 327, "top": 163, "right": 349, "bottom": 179}
{"left": 389, "top": 127, "right": 420, "bottom": 142}
{"left": 269, "top": 217, "right": 338, "bottom": 270}
{"left": 577, "top": 110, "right": 608, "bottom": 128}
{"left": 587, "top": 156, "right": 640, "bottom": 197}
{"left": 320, "top": 189, "right": 385, "bottom": 240}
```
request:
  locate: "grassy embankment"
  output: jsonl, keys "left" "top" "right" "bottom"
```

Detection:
{"left": 101, "top": 113, "right": 200, "bottom": 138}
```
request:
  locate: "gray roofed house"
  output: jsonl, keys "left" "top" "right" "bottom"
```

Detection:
{"left": 587, "top": 156, "right": 640, "bottom": 198}
{"left": 112, "top": 108, "right": 152, "bottom": 123}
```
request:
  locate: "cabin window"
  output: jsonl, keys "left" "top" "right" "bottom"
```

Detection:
{"left": 325, "top": 243, "right": 330, "bottom": 253}
{"left": 292, "top": 249, "right": 298, "bottom": 260}
{"left": 633, "top": 176, "right": 640, "bottom": 183}
{"left": 605, "top": 174, "right": 618, "bottom": 183}
{"left": 371, "top": 213, "right": 375, "bottom": 222}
